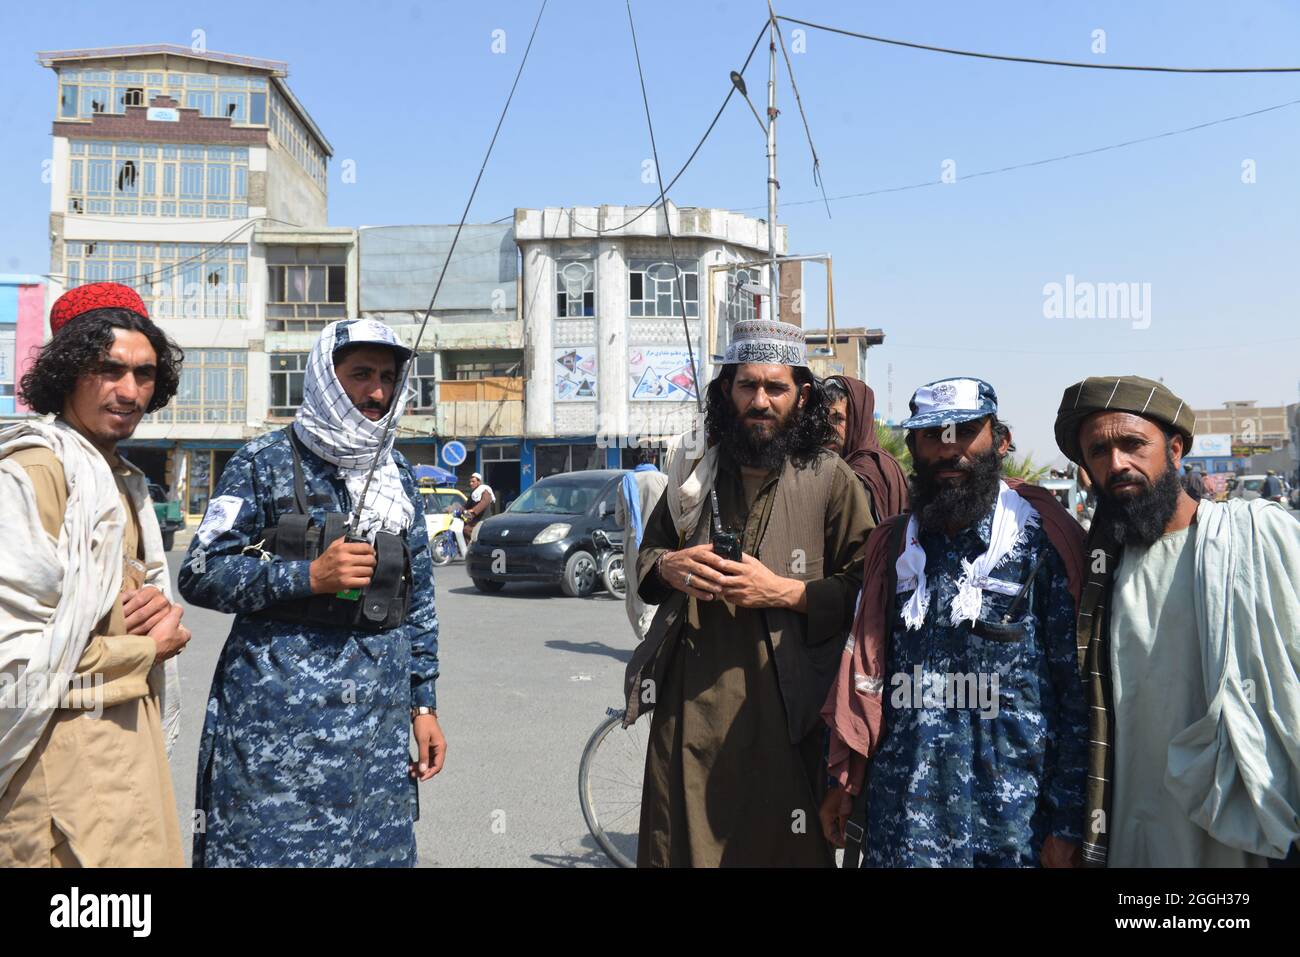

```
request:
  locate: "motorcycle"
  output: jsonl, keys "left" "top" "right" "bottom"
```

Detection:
{"left": 592, "top": 529, "right": 627, "bottom": 600}
{"left": 426, "top": 504, "right": 468, "bottom": 567}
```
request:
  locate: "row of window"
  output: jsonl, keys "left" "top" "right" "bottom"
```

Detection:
{"left": 64, "top": 242, "right": 247, "bottom": 319}
{"left": 58, "top": 69, "right": 269, "bottom": 125}
{"left": 67, "top": 140, "right": 249, "bottom": 220}
{"left": 268, "top": 87, "right": 326, "bottom": 191}
{"left": 555, "top": 259, "right": 758, "bottom": 321}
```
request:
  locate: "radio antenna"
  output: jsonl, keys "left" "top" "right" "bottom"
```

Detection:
{"left": 348, "top": 0, "right": 548, "bottom": 537}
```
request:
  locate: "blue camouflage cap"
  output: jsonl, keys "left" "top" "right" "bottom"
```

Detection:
{"left": 900, "top": 377, "right": 998, "bottom": 431}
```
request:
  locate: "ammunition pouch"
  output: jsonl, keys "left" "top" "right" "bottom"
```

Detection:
{"left": 252, "top": 428, "right": 412, "bottom": 632}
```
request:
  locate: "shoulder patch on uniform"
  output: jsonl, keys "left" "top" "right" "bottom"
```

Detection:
{"left": 197, "top": 495, "right": 246, "bottom": 545}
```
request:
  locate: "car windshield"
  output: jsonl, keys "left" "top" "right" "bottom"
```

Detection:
{"left": 1244, "top": 479, "right": 1263, "bottom": 491}
{"left": 508, "top": 480, "right": 604, "bottom": 514}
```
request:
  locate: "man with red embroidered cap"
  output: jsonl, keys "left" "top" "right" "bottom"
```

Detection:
{"left": 0, "top": 282, "right": 190, "bottom": 867}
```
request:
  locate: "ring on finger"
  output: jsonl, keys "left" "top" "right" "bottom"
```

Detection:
{"left": 684, "top": 571, "right": 694, "bottom": 588}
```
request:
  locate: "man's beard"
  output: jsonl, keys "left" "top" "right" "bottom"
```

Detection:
{"left": 908, "top": 447, "right": 1005, "bottom": 534}
{"left": 1097, "top": 450, "right": 1184, "bottom": 546}
{"left": 717, "top": 398, "right": 798, "bottom": 470}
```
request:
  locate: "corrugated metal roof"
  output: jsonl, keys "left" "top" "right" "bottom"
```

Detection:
{"left": 360, "top": 225, "right": 517, "bottom": 313}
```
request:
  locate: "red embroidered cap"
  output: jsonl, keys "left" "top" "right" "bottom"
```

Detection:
{"left": 50, "top": 282, "right": 149, "bottom": 335}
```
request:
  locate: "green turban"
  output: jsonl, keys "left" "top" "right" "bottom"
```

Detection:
{"left": 1055, "top": 375, "right": 1196, "bottom": 465}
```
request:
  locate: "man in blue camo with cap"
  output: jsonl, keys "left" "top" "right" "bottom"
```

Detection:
{"left": 822, "top": 377, "right": 1088, "bottom": 867}
{"left": 179, "top": 318, "right": 444, "bottom": 867}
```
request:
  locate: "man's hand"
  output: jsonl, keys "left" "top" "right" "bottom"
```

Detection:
{"left": 123, "top": 585, "right": 173, "bottom": 634}
{"left": 309, "top": 538, "right": 376, "bottom": 594}
{"left": 410, "top": 713, "right": 447, "bottom": 782}
{"left": 657, "top": 545, "right": 729, "bottom": 602}
{"left": 715, "top": 552, "right": 805, "bottom": 610}
{"left": 820, "top": 787, "right": 852, "bottom": 848}
{"left": 148, "top": 605, "right": 192, "bottom": 661}
{"left": 1040, "top": 835, "right": 1080, "bottom": 868}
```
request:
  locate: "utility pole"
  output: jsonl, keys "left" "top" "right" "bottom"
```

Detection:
{"left": 766, "top": 7, "right": 780, "bottom": 322}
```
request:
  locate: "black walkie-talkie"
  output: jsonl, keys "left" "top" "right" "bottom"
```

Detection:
{"left": 710, "top": 488, "right": 742, "bottom": 562}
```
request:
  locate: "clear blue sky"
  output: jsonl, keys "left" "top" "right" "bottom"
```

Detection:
{"left": 2, "top": 0, "right": 1298, "bottom": 462}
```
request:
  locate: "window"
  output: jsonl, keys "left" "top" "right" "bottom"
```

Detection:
{"left": 269, "top": 353, "right": 309, "bottom": 417}
{"left": 57, "top": 68, "right": 271, "bottom": 128}
{"left": 535, "top": 444, "right": 602, "bottom": 479}
{"left": 410, "top": 355, "right": 437, "bottom": 410}
{"left": 445, "top": 355, "right": 521, "bottom": 380}
{"left": 63, "top": 240, "right": 247, "bottom": 319}
{"left": 265, "top": 245, "right": 349, "bottom": 331}
{"left": 721, "top": 266, "right": 761, "bottom": 355}
{"left": 67, "top": 141, "right": 248, "bottom": 220}
{"left": 628, "top": 259, "right": 698, "bottom": 318}
{"left": 147, "top": 350, "right": 246, "bottom": 424}
{"left": 0, "top": 323, "right": 15, "bottom": 398}
{"left": 268, "top": 87, "right": 327, "bottom": 190}
{"left": 555, "top": 259, "right": 595, "bottom": 317}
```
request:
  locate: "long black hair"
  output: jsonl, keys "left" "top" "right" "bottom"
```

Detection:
{"left": 19, "top": 307, "right": 184, "bottom": 415}
{"left": 705, "top": 363, "right": 832, "bottom": 469}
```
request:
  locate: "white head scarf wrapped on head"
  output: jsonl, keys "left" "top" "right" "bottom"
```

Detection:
{"left": 293, "top": 319, "right": 416, "bottom": 541}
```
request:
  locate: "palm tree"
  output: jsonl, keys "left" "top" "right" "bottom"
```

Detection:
{"left": 1001, "top": 451, "right": 1050, "bottom": 484}
{"left": 875, "top": 422, "right": 911, "bottom": 473}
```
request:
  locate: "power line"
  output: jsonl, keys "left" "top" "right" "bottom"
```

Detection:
{"left": 884, "top": 335, "right": 1300, "bottom": 356}
{"left": 626, "top": 0, "right": 703, "bottom": 413}
{"left": 776, "top": 14, "right": 1300, "bottom": 72}
{"left": 348, "top": 0, "right": 548, "bottom": 534}
{"left": 568, "top": 19, "right": 768, "bottom": 235}
{"left": 742, "top": 96, "right": 1300, "bottom": 212}
{"left": 773, "top": 13, "right": 831, "bottom": 218}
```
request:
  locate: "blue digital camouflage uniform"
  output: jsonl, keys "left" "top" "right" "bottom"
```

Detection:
{"left": 864, "top": 509, "right": 1086, "bottom": 867}
{"left": 178, "top": 428, "right": 439, "bottom": 867}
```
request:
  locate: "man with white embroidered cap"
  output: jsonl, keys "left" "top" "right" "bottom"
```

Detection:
{"left": 820, "top": 376, "right": 1089, "bottom": 867}
{"left": 179, "top": 318, "right": 445, "bottom": 866}
{"left": 625, "top": 318, "right": 873, "bottom": 866}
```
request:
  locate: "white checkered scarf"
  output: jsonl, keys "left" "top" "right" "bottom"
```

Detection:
{"left": 292, "top": 321, "right": 415, "bottom": 541}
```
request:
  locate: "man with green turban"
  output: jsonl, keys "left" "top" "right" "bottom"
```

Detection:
{"left": 1055, "top": 375, "right": 1300, "bottom": 868}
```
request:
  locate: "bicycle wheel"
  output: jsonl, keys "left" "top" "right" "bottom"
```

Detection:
{"left": 602, "top": 554, "right": 627, "bottom": 600}
{"left": 578, "top": 708, "right": 645, "bottom": 868}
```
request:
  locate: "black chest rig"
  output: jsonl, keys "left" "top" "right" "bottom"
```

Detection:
{"left": 252, "top": 428, "right": 412, "bottom": 632}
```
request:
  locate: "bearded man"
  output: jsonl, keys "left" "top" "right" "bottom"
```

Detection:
{"left": 1055, "top": 375, "right": 1300, "bottom": 867}
{"left": 179, "top": 319, "right": 445, "bottom": 867}
{"left": 821, "top": 377, "right": 1089, "bottom": 867}
{"left": 623, "top": 320, "right": 873, "bottom": 867}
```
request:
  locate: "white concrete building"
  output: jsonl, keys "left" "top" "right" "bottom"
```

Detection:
{"left": 512, "top": 202, "right": 787, "bottom": 487}
{"left": 37, "top": 43, "right": 344, "bottom": 516}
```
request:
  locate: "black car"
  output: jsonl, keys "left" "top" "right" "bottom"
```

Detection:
{"left": 466, "top": 469, "right": 627, "bottom": 596}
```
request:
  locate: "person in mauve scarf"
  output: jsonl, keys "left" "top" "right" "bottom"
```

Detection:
{"left": 823, "top": 374, "right": 909, "bottom": 522}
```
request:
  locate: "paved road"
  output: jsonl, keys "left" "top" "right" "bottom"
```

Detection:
{"left": 164, "top": 552, "right": 638, "bottom": 867}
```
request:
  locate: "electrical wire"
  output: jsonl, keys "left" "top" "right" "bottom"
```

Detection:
{"left": 568, "top": 19, "right": 768, "bottom": 236}
{"left": 772, "top": 13, "right": 831, "bottom": 218}
{"left": 347, "top": 0, "right": 548, "bottom": 534}
{"left": 885, "top": 335, "right": 1300, "bottom": 356}
{"left": 775, "top": 14, "right": 1300, "bottom": 72}
{"left": 625, "top": 0, "right": 704, "bottom": 413}
{"left": 742, "top": 96, "right": 1300, "bottom": 212}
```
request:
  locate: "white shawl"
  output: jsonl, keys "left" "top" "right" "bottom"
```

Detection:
{"left": 896, "top": 480, "right": 1040, "bottom": 630}
{"left": 1165, "top": 498, "right": 1300, "bottom": 858}
{"left": 0, "top": 418, "right": 181, "bottom": 796}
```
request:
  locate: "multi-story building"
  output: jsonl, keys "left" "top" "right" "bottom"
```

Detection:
{"left": 806, "top": 326, "right": 885, "bottom": 383}
{"left": 37, "top": 43, "right": 343, "bottom": 518}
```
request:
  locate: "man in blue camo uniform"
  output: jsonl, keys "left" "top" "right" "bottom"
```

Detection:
{"left": 824, "top": 378, "right": 1087, "bottom": 867}
{"left": 180, "top": 319, "right": 444, "bottom": 867}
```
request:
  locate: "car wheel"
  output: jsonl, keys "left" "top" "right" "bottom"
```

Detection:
{"left": 472, "top": 578, "right": 505, "bottom": 594}
{"left": 162, "top": 529, "right": 175, "bottom": 551}
{"left": 560, "top": 550, "right": 598, "bottom": 598}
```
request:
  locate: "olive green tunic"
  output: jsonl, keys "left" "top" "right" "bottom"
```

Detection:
{"left": 634, "top": 452, "right": 873, "bottom": 866}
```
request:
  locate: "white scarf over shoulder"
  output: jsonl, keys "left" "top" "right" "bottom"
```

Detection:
{"left": 0, "top": 418, "right": 181, "bottom": 795}
{"left": 896, "top": 480, "right": 1040, "bottom": 630}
